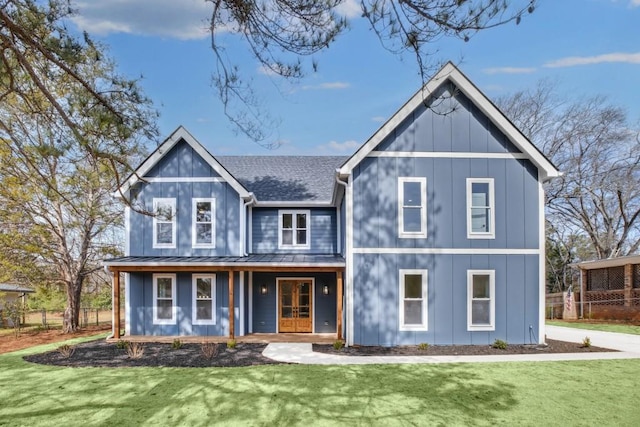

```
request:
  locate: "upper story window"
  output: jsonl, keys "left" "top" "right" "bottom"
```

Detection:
{"left": 153, "top": 198, "right": 176, "bottom": 249}
{"left": 399, "top": 269, "right": 428, "bottom": 331}
{"left": 193, "top": 274, "right": 216, "bottom": 325}
{"left": 278, "top": 210, "right": 310, "bottom": 249}
{"left": 153, "top": 273, "right": 176, "bottom": 325}
{"left": 467, "top": 178, "right": 495, "bottom": 239}
{"left": 398, "top": 177, "right": 427, "bottom": 238}
{"left": 467, "top": 270, "right": 495, "bottom": 331}
{"left": 192, "top": 198, "right": 216, "bottom": 248}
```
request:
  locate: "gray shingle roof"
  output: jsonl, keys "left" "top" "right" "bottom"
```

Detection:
{"left": 217, "top": 156, "right": 347, "bottom": 203}
{"left": 0, "top": 284, "right": 34, "bottom": 293}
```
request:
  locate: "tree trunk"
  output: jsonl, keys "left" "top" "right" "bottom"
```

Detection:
{"left": 63, "top": 279, "right": 83, "bottom": 333}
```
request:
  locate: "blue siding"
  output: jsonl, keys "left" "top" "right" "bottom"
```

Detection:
{"left": 128, "top": 272, "right": 241, "bottom": 337}
{"left": 128, "top": 138, "right": 242, "bottom": 257}
{"left": 146, "top": 139, "right": 221, "bottom": 178}
{"left": 375, "top": 84, "right": 521, "bottom": 154}
{"left": 352, "top": 157, "right": 539, "bottom": 250}
{"left": 252, "top": 208, "right": 337, "bottom": 254}
{"left": 251, "top": 272, "right": 337, "bottom": 333}
{"left": 352, "top": 254, "right": 539, "bottom": 346}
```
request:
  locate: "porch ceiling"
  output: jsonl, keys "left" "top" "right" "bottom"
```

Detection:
{"left": 104, "top": 254, "right": 345, "bottom": 273}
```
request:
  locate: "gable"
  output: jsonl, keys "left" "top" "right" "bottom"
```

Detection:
{"left": 374, "top": 83, "right": 522, "bottom": 155}
{"left": 340, "top": 62, "right": 560, "bottom": 182}
{"left": 145, "top": 139, "right": 221, "bottom": 179}
{"left": 116, "top": 126, "right": 250, "bottom": 198}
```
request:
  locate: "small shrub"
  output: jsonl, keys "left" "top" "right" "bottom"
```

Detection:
{"left": 126, "top": 342, "right": 145, "bottom": 359}
{"left": 171, "top": 339, "right": 183, "bottom": 350}
{"left": 333, "top": 340, "right": 344, "bottom": 351}
{"left": 492, "top": 339, "right": 508, "bottom": 350}
{"left": 57, "top": 344, "right": 75, "bottom": 359}
{"left": 227, "top": 339, "right": 237, "bottom": 349}
{"left": 582, "top": 336, "right": 592, "bottom": 348}
{"left": 116, "top": 340, "right": 129, "bottom": 350}
{"left": 417, "top": 342, "right": 429, "bottom": 351}
{"left": 201, "top": 342, "right": 219, "bottom": 359}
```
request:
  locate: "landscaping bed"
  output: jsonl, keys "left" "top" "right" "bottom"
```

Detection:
{"left": 22, "top": 337, "right": 614, "bottom": 368}
{"left": 313, "top": 339, "right": 613, "bottom": 356}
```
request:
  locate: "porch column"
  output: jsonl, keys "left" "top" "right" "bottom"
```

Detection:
{"left": 228, "top": 270, "right": 235, "bottom": 339}
{"left": 337, "top": 270, "right": 343, "bottom": 340}
{"left": 113, "top": 270, "right": 121, "bottom": 339}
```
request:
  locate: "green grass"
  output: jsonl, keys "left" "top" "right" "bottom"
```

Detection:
{"left": 1, "top": 336, "right": 639, "bottom": 426}
{"left": 547, "top": 320, "right": 640, "bottom": 336}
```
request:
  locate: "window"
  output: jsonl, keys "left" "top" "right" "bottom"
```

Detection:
{"left": 192, "top": 274, "right": 216, "bottom": 325}
{"left": 467, "top": 178, "right": 495, "bottom": 239}
{"left": 153, "top": 198, "right": 176, "bottom": 248}
{"left": 153, "top": 274, "right": 176, "bottom": 324}
{"left": 399, "top": 269, "right": 428, "bottom": 330}
{"left": 467, "top": 270, "right": 495, "bottom": 331}
{"left": 192, "top": 198, "right": 216, "bottom": 248}
{"left": 398, "top": 177, "right": 427, "bottom": 238}
{"left": 278, "top": 210, "right": 310, "bottom": 249}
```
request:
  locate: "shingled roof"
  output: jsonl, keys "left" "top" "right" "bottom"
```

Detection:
{"left": 218, "top": 156, "right": 347, "bottom": 203}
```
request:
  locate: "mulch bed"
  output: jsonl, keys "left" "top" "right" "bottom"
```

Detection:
{"left": 23, "top": 341, "right": 283, "bottom": 368}
{"left": 313, "top": 339, "right": 614, "bottom": 356}
{"left": 22, "top": 338, "right": 615, "bottom": 368}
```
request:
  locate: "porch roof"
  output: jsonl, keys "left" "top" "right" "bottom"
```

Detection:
{"left": 104, "top": 254, "right": 345, "bottom": 272}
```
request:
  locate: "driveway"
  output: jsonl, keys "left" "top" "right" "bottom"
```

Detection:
{"left": 545, "top": 325, "right": 640, "bottom": 353}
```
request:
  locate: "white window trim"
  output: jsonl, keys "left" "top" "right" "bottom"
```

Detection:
{"left": 467, "top": 270, "right": 495, "bottom": 331}
{"left": 152, "top": 198, "right": 177, "bottom": 249}
{"left": 278, "top": 209, "right": 311, "bottom": 249}
{"left": 399, "top": 269, "right": 428, "bottom": 331}
{"left": 192, "top": 274, "right": 216, "bottom": 325}
{"left": 466, "top": 178, "right": 495, "bottom": 239}
{"left": 192, "top": 198, "right": 216, "bottom": 248}
{"left": 152, "top": 273, "right": 177, "bottom": 325}
{"left": 398, "top": 177, "right": 427, "bottom": 238}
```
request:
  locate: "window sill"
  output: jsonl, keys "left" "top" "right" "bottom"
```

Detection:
{"left": 399, "top": 325, "right": 428, "bottom": 331}
{"left": 467, "top": 234, "right": 495, "bottom": 240}
{"left": 467, "top": 325, "right": 495, "bottom": 331}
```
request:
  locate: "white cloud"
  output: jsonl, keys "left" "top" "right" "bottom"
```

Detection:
{"left": 71, "top": 0, "right": 212, "bottom": 40}
{"left": 335, "top": 0, "right": 362, "bottom": 18}
{"left": 544, "top": 52, "right": 640, "bottom": 68}
{"left": 316, "top": 140, "right": 360, "bottom": 154}
{"left": 371, "top": 116, "right": 386, "bottom": 123}
{"left": 482, "top": 67, "right": 536, "bottom": 75}
{"left": 301, "top": 82, "right": 350, "bottom": 90}
{"left": 631, "top": 0, "right": 640, "bottom": 8}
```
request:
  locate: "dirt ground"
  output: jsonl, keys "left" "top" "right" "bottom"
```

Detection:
{"left": 0, "top": 324, "right": 111, "bottom": 354}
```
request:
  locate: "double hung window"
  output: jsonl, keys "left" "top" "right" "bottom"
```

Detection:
{"left": 192, "top": 198, "right": 216, "bottom": 248}
{"left": 398, "top": 177, "right": 427, "bottom": 238}
{"left": 153, "top": 274, "right": 176, "bottom": 324}
{"left": 399, "top": 270, "right": 428, "bottom": 330}
{"left": 467, "top": 178, "right": 495, "bottom": 239}
{"left": 153, "top": 198, "right": 177, "bottom": 248}
{"left": 279, "top": 210, "right": 310, "bottom": 249}
{"left": 193, "top": 274, "right": 216, "bottom": 325}
{"left": 467, "top": 270, "right": 495, "bottom": 331}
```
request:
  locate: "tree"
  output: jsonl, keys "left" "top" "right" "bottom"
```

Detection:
{"left": 208, "top": 0, "right": 537, "bottom": 144}
{"left": 0, "top": 0, "right": 156, "bottom": 332}
{"left": 498, "top": 81, "right": 640, "bottom": 265}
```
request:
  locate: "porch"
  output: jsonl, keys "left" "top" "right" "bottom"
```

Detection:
{"left": 105, "top": 255, "right": 345, "bottom": 342}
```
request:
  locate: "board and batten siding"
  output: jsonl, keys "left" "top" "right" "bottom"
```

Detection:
{"left": 128, "top": 139, "right": 242, "bottom": 257}
{"left": 347, "top": 81, "right": 542, "bottom": 346}
{"left": 251, "top": 208, "right": 337, "bottom": 254}
{"left": 352, "top": 254, "right": 539, "bottom": 346}
{"left": 128, "top": 272, "right": 241, "bottom": 336}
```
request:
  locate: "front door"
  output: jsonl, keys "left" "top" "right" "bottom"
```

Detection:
{"left": 278, "top": 279, "right": 313, "bottom": 333}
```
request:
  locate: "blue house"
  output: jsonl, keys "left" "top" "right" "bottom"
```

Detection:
{"left": 105, "top": 62, "right": 559, "bottom": 346}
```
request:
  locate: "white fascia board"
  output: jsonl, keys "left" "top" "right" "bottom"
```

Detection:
{"left": 117, "top": 126, "right": 251, "bottom": 199}
{"left": 104, "top": 261, "right": 346, "bottom": 268}
{"left": 339, "top": 62, "right": 560, "bottom": 181}
{"left": 254, "top": 200, "right": 335, "bottom": 208}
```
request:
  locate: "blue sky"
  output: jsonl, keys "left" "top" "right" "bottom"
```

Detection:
{"left": 70, "top": 0, "right": 640, "bottom": 156}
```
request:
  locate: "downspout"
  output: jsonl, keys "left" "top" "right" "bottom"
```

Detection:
{"left": 335, "top": 172, "right": 348, "bottom": 344}
{"left": 242, "top": 193, "right": 255, "bottom": 256}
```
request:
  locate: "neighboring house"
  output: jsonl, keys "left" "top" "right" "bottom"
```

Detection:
{"left": 0, "top": 284, "right": 34, "bottom": 327}
{"left": 105, "top": 62, "right": 560, "bottom": 346}
{"left": 574, "top": 255, "right": 640, "bottom": 321}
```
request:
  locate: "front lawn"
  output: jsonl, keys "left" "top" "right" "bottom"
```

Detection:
{"left": 1, "top": 337, "right": 639, "bottom": 426}
{"left": 547, "top": 320, "right": 640, "bottom": 336}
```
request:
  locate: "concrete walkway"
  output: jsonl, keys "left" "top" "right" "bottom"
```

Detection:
{"left": 261, "top": 326, "right": 640, "bottom": 365}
